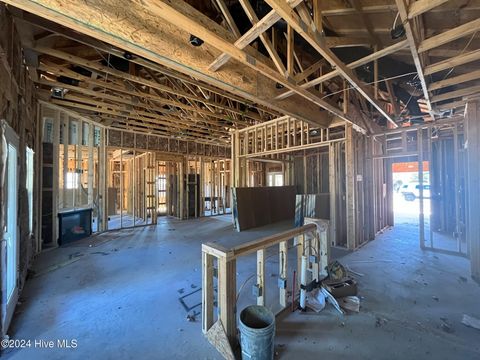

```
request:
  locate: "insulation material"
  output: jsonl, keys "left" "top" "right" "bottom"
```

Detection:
{"left": 147, "top": 134, "right": 158, "bottom": 150}
{"left": 135, "top": 133, "right": 147, "bottom": 149}
{"left": 108, "top": 129, "right": 122, "bottom": 147}
{"left": 123, "top": 131, "right": 135, "bottom": 148}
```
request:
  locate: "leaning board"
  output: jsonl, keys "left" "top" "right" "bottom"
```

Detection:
{"left": 232, "top": 186, "right": 296, "bottom": 231}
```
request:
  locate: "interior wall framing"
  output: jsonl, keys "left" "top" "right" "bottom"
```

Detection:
{"left": 0, "top": 7, "right": 39, "bottom": 336}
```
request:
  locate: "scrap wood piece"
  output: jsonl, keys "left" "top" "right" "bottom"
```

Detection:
{"left": 462, "top": 314, "right": 480, "bottom": 331}
{"left": 206, "top": 320, "right": 235, "bottom": 360}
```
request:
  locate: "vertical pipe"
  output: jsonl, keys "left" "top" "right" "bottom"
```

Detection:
{"left": 453, "top": 125, "right": 461, "bottom": 252}
{"left": 418, "top": 128, "right": 425, "bottom": 248}
{"left": 256, "top": 249, "right": 265, "bottom": 306}
{"left": 299, "top": 255, "right": 308, "bottom": 311}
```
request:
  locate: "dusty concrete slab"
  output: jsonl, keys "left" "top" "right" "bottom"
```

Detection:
{"left": 3, "top": 216, "right": 480, "bottom": 360}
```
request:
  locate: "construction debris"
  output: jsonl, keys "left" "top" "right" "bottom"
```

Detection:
{"left": 326, "top": 260, "right": 348, "bottom": 281}
{"left": 462, "top": 314, "right": 480, "bottom": 331}
{"left": 321, "top": 288, "right": 344, "bottom": 315}
{"left": 306, "top": 288, "right": 326, "bottom": 313}
{"left": 324, "top": 279, "right": 358, "bottom": 298}
{"left": 339, "top": 296, "right": 361, "bottom": 313}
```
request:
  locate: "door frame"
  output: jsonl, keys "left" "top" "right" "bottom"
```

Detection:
{"left": 1, "top": 119, "right": 20, "bottom": 335}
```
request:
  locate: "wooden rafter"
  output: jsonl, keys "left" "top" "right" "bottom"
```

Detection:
{"left": 286, "top": 24, "right": 294, "bottom": 77}
{"left": 431, "top": 84, "right": 480, "bottom": 103}
{"left": 418, "top": 18, "right": 480, "bottom": 53}
{"left": 238, "top": 0, "right": 286, "bottom": 75}
{"left": 276, "top": 39, "right": 409, "bottom": 100}
{"left": 269, "top": 0, "right": 398, "bottom": 127}
{"left": 34, "top": 51, "right": 270, "bottom": 130}
{"left": 429, "top": 69, "right": 480, "bottom": 92}
{"left": 5, "top": 0, "right": 330, "bottom": 128}
{"left": 424, "top": 49, "right": 480, "bottom": 75}
{"left": 208, "top": 0, "right": 302, "bottom": 72}
{"left": 408, "top": 0, "right": 450, "bottom": 19}
{"left": 214, "top": 0, "right": 241, "bottom": 38}
{"left": 395, "top": 0, "right": 434, "bottom": 120}
{"left": 135, "top": 0, "right": 352, "bottom": 128}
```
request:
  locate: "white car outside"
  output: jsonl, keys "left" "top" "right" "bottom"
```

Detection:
{"left": 400, "top": 183, "right": 430, "bottom": 201}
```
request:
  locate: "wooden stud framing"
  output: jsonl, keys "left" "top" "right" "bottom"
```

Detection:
{"left": 217, "top": 257, "right": 237, "bottom": 346}
{"left": 87, "top": 123, "right": 94, "bottom": 206}
{"left": 345, "top": 124, "right": 356, "bottom": 250}
{"left": 465, "top": 101, "right": 480, "bottom": 280}
{"left": 202, "top": 251, "right": 214, "bottom": 334}
{"left": 52, "top": 110, "right": 60, "bottom": 245}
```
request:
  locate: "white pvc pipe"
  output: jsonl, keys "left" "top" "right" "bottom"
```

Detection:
{"left": 299, "top": 255, "right": 308, "bottom": 310}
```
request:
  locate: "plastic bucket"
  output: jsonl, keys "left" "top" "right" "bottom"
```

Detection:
{"left": 239, "top": 305, "right": 275, "bottom": 360}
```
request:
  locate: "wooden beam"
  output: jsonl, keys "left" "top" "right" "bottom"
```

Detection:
{"left": 39, "top": 85, "right": 230, "bottom": 133}
{"left": 434, "top": 100, "right": 467, "bottom": 112}
{"left": 15, "top": 8, "right": 279, "bottom": 117}
{"left": 38, "top": 61, "right": 261, "bottom": 123}
{"left": 431, "top": 84, "right": 480, "bottom": 103}
{"left": 424, "top": 49, "right": 480, "bottom": 75}
{"left": 429, "top": 69, "right": 480, "bottom": 92}
{"left": 394, "top": 0, "right": 434, "bottom": 120}
{"left": 418, "top": 18, "right": 480, "bottom": 53}
{"left": 136, "top": 0, "right": 350, "bottom": 128}
{"left": 345, "top": 123, "right": 356, "bottom": 249}
{"left": 238, "top": 0, "right": 286, "bottom": 75}
{"left": 208, "top": 0, "right": 303, "bottom": 72}
{"left": 465, "top": 101, "right": 480, "bottom": 280}
{"left": 313, "top": 0, "right": 323, "bottom": 34}
{"left": 217, "top": 257, "right": 237, "bottom": 346}
{"left": 34, "top": 46, "right": 259, "bottom": 118}
{"left": 202, "top": 251, "right": 214, "bottom": 333}
{"left": 4, "top": 0, "right": 327, "bottom": 127}
{"left": 324, "top": 36, "right": 372, "bottom": 48}
{"left": 287, "top": 24, "right": 294, "bottom": 77}
{"left": 385, "top": 80, "right": 400, "bottom": 116}
{"left": 214, "top": 0, "right": 241, "bottom": 38}
{"left": 267, "top": 0, "right": 397, "bottom": 127}
{"left": 278, "top": 40, "right": 408, "bottom": 100}
{"left": 36, "top": 77, "right": 235, "bottom": 128}
{"left": 46, "top": 97, "right": 228, "bottom": 139}
{"left": 323, "top": 5, "right": 396, "bottom": 16}
{"left": 408, "top": 0, "right": 450, "bottom": 19}
{"left": 323, "top": 3, "right": 480, "bottom": 16}
{"left": 293, "top": 59, "right": 325, "bottom": 83}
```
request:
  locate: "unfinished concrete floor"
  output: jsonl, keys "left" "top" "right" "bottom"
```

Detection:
{"left": 3, "top": 216, "right": 480, "bottom": 360}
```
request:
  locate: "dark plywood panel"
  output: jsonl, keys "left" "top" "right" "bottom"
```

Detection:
{"left": 294, "top": 194, "right": 330, "bottom": 227}
{"left": 232, "top": 186, "right": 296, "bottom": 231}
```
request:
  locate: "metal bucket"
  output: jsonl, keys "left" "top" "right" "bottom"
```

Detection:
{"left": 239, "top": 305, "right": 275, "bottom": 360}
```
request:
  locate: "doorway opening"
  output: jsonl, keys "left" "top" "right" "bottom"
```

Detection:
{"left": 392, "top": 160, "right": 430, "bottom": 227}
